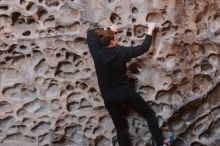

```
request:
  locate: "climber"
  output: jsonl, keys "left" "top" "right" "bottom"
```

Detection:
{"left": 86, "top": 22, "right": 174, "bottom": 146}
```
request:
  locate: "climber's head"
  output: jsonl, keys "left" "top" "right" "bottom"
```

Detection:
{"left": 95, "top": 28, "right": 118, "bottom": 48}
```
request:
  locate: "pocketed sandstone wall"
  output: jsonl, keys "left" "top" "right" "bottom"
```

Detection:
{"left": 0, "top": 0, "right": 219, "bottom": 146}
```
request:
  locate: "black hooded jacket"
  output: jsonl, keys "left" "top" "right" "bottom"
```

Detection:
{"left": 86, "top": 28, "right": 152, "bottom": 93}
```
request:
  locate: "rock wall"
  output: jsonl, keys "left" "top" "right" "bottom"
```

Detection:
{"left": 0, "top": 0, "right": 220, "bottom": 146}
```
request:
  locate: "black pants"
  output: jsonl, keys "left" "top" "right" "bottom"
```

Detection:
{"left": 101, "top": 85, "right": 164, "bottom": 146}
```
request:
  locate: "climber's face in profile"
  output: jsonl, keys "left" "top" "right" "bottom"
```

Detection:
{"left": 95, "top": 29, "right": 118, "bottom": 48}
{"left": 109, "top": 34, "right": 118, "bottom": 47}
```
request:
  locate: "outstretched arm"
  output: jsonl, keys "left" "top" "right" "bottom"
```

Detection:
{"left": 86, "top": 28, "right": 100, "bottom": 57}
{"left": 118, "top": 34, "right": 153, "bottom": 62}
{"left": 118, "top": 22, "right": 156, "bottom": 62}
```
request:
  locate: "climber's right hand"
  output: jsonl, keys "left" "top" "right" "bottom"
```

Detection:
{"left": 110, "top": 24, "right": 119, "bottom": 33}
{"left": 146, "top": 22, "right": 157, "bottom": 35}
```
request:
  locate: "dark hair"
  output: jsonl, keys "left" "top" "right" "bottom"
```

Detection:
{"left": 95, "top": 28, "right": 115, "bottom": 47}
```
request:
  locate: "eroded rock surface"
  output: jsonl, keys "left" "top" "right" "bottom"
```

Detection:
{"left": 0, "top": 0, "right": 220, "bottom": 146}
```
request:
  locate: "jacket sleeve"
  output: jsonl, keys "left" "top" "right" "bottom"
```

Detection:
{"left": 86, "top": 28, "right": 100, "bottom": 59}
{"left": 118, "top": 34, "right": 152, "bottom": 62}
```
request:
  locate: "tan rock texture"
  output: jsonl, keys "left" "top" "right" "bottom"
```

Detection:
{"left": 0, "top": 0, "right": 220, "bottom": 146}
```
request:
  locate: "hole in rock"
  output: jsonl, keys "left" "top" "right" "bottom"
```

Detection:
{"left": 20, "top": 45, "right": 27, "bottom": 50}
{"left": 83, "top": 68, "right": 91, "bottom": 73}
{"left": 1, "top": 62, "right": 6, "bottom": 65}
{"left": 26, "top": 1, "right": 35, "bottom": 10}
{"left": 108, "top": 0, "right": 114, "bottom": 3}
{"left": 27, "top": 16, "right": 36, "bottom": 24}
{"left": 185, "top": 29, "right": 193, "bottom": 36}
{"left": 132, "top": 18, "right": 136, "bottom": 23}
{"left": 0, "top": 5, "right": 8, "bottom": 10}
{"left": 11, "top": 12, "right": 21, "bottom": 25}
{"left": 156, "top": 57, "right": 165, "bottom": 62}
{"left": 162, "top": 20, "right": 172, "bottom": 27}
{"left": 26, "top": 54, "right": 31, "bottom": 57}
{"left": 45, "top": 0, "right": 59, "bottom": 7}
{"left": 191, "top": 141, "right": 205, "bottom": 146}
{"left": 214, "top": 13, "right": 220, "bottom": 21}
{"left": 132, "top": 7, "right": 138, "bottom": 14}
{"left": 55, "top": 25, "right": 65, "bottom": 31}
{"left": 22, "top": 30, "right": 31, "bottom": 36}
{"left": 66, "top": 85, "right": 74, "bottom": 90}
{"left": 126, "top": 31, "right": 132, "bottom": 37}
{"left": 20, "top": 0, "right": 26, "bottom": 4}
{"left": 110, "top": 13, "right": 121, "bottom": 24}
{"left": 36, "top": 7, "right": 47, "bottom": 19}
{"left": 5, "top": 56, "right": 11, "bottom": 61}
{"left": 56, "top": 53, "right": 61, "bottom": 57}
{"left": 181, "top": 77, "right": 189, "bottom": 85}
{"left": 134, "top": 25, "right": 145, "bottom": 38}
{"left": 201, "top": 63, "right": 212, "bottom": 73}
{"left": 146, "top": 12, "right": 163, "bottom": 23}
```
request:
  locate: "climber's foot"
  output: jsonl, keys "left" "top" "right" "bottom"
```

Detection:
{"left": 163, "top": 136, "right": 174, "bottom": 146}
